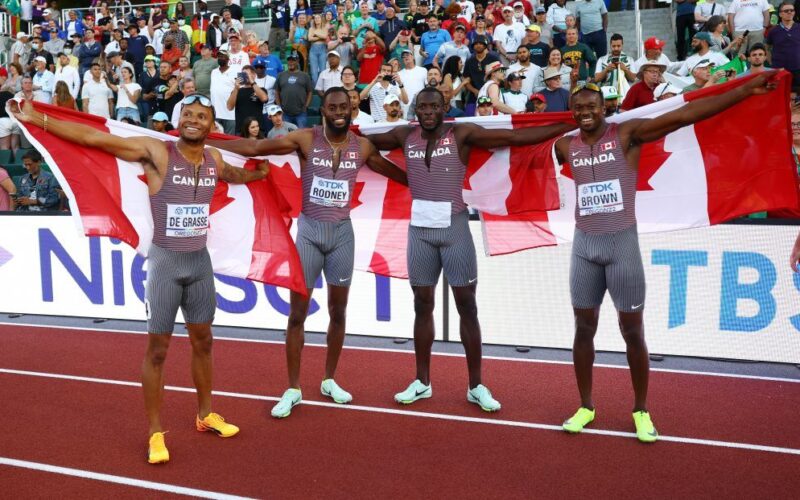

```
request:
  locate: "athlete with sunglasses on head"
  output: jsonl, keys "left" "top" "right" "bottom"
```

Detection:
{"left": 12, "top": 94, "right": 270, "bottom": 465}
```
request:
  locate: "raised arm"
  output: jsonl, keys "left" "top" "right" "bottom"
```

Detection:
{"left": 627, "top": 72, "right": 775, "bottom": 145}
{"left": 10, "top": 99, "right": 163, "bottom": 165}
{"left": 459, "top": 121, "right": 576, "bottom": 149}
{"left": 363, "top": 138, "right": 408, "bottom": 186}
{"left": 208, "top": 148, "right": 269, "bottom": 184}
{"left": 207, "top": 128, "right": 309, "bottom": 157}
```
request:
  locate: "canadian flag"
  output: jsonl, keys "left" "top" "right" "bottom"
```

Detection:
{"left": 10, "top": 103, "right": 308, "bottom": 295}
{"left": 481, "top": 72, "right": 800, "bottom": 255}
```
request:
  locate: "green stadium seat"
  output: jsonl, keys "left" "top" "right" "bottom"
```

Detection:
{"left": 5, "top": 165, "right": 27, "bottom": 179}
{"left": 0, "top": 150, "right": 12, "bottom": 165}
{"left": 242, "top": 6, "right": 261, "bottom": 20}
{"left": 14, "top": 148, "right": 33, "bottom": 161}
{"left": 307, "top": 115, "right": 322, "bottom": 127}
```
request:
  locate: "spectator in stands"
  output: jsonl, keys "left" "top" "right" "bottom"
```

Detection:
{"left": 253, "top": 41, "right": 283, "bottom": 79}
{"left": 139, "top": 55, "right": 160, "bottom": 119}
{"left": 502, "top": 72, "right": 528, "bottom": 113}
{"left": 15, "top": 76, "right": 36, "bottom": 105}
{"left": 348, "top": 88, "right": 374, "bottom": 125}
{"left": 540, "top": 66, "right": 570, "bottom": 111}
{"left": 173, "top": 56, "right": 192, "bottom": 80}
{"left": 16, "top": 150, "right": 61, "bottom": 213}
{"left": 267, "top": 0, "right": 292, "bottom": 58}
{"left": 155, "top": 62, "right": 183, "bottom": 121}
{"left": 547, "top": 0, "right": 571, "bottom": 49}
{"left": 767, "top": 2, "right": 800, "bottom": 80}
{"left": 169, "top": 77, "right": 197, "bottom": 127}
{"left": 674, "top": 0, "right": 698, "bottom": 61}
{"left": 494, "top": 7, "right": 525, "bottom": 65}
{"left": 352, "top": 3, "right": 381, "bottom": 49}
{"left": 741, "top": 43, "right": 768, "bottom": 75}
{"left": 111, "top": 66, "right": 141, "bottom": 123}
{"left": 633, "top": 37, "right": 673, "bottom": 73}
{"left": 475, "top": 95, "right": 494, "bottom": 115}
{"left": 294, "top": 0, "right": 313, "bottom": 21}
{"left": 206, "top": 14, "right": 224, "bottom": 51}
{"left": 621, "top": 60, "right": 665, "bottom": 110}
{"left": 315, "top": 51, "right": 344, "bottom": 96}
{"left": 147, "top": 8, "right": 170, "bottom": 55}
{"left": 240, "top": 116, "right": 263, "bottom": 139}
{"left": 678, "top": 32, "right": 730, "bottom": 76}
{"left": 108, "top": 51, "right": 135, "bottom": 86}
{"left": 266, "top": 105, "right": 298, "bottom": 138}
{"left": 434, "top": 23, "right": 470, "bottom": 69}
{"left": 193, "top": 46, "right": 219, "bottom": 97}
{"left": 526, "top": 92, "right": 547, "bottom": 113}
{"left": 440, "top": 55, "right": 467, "bottom": 110}
{"left": 398, "top": 49, "right": 428, "bottom": 115}
{"left": 244, "top": 31, "right": 261, "bottom": 61}
{"left": 226, "top": 32, "right": 249, "bottom": 72}
{"left": 76, "top": 30, "right": 101, "bottom": 78}
{"left": 380, "top": 93, "right": 408, "bottom": 123}
{"left": 601, "top": 85, "right": 619, "bottom": 115}
{"left": 64, "top": 10, "right": 84, "bottom": 39}
{"left": 289, "top": 14, "right": 310, "bottom": 72}
{"left": 220, "top": 9, "right": 244, "bottom": 37}
{"left": 480, "top": 61, "right": 517, "bottom": 114}
{"left": 1, "top": 64, "right": 23, "bottom": 95}
{"left": 706, "top": 15, "right": 744, "bottom": 57}
{"left": 0, "top": 163, "right": 16, "bottom": 211}
{"left": 511, "top": 2, "right": 530, "bottom": 26}
{"left": 253, "top": 61, "right": 277, "bottom": 109}
{"left": 695, "top": 0, "right": 727, "bottom": 32}
{"left": 406, "top": 66, "right": 443, "bottom": 119}
{"left": 31, "top": 57, "right": 55, "bottom": 103}
{"left": 12, "top": 32, "right": 32, "bottom": 69}
{"left": 728, "top": 0, "right": 770, "bottom": 56}
{"left": 0, "top": 89, "right": 21, "bottom": 153}
{"left": 595, "top": 33, "right": 635, "bottom": 88}
{"left": 221, "top": 0, "right": 243, "bottom": 21}
{"left": 509, "top": 45, "right": 541, "bottom": 97}
{"left": 82, "top": 63, "right": 114, "bottom": 118}
{"left": 380, "top": 6, "right": 406, "bottom": 48}
{"left": 523, "top": 25, "right": 549, "bottom": 68}
{"left": 308, "top": 13, "right": 331, "bottom": 85}
{"left": 45, "top": 27, "right": 65, "bottom": 55}
{"left": 682, "top": 59, "right": 725, "bottom": 92}
{"left": 463, "top": 35, "right": 499, "bottom": 115}
{"left": 653, "top": 81, "right": 682, "bottom": 101}
{"left": 560, "top": 28, "right": 596, "bottom": 85}
{"left": 151, "top": 111, "right": 173, "bottom": 133}
{"left": 27, "top": 36, "right": 54, "bottom": 75}
{"left": 467, "top": 15, "right": 492, "bottom": 48}
{"left": 323, "top": 0, "right": 338, "bottom": 20}
{"left": 358, "top": 31, "right": 388, "bottom": 83}
{"left": 340, "top": 66, "right": 358, "bottom": 92}
{"left": 210, "top": 51, "right": 238, "bottom": 134}
{"left": 387, "top": 28, "right": 414, "bottom": 62}
{"left": 420, "top": 13, "right": 451, "bottom": 68}
{"left": 275, "top": 52, "right": 313, "bottom": 128}
{"left": 575, "top": 0, "right": 608, "bottom": 58}
{"left": 361, "top": 61, "right": 408, "bottom": 121}
{"left": 532, "top": 7, "right": 552, "bottom": 47}
{"left": 409, "top": 2, "right": 429, "bottom": 41}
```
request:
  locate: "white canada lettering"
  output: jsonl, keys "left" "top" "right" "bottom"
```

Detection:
{"left": 407, "top": 147, "right": 452, "bottom": 159}
{"left": 311, "top": 157, "right": 359, "bottom": 169}
{"left": 571, "top": 152, "right": 616, "bottom": 168}
{"left": 172, "top": 176, "right": 217, "bottom": 186}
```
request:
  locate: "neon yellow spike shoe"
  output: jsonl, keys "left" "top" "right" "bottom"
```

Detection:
{"left": 633, "top": 410, "right": 658, "bottom": 443}
{"left": 147, "top": 432, "right": 169, "bottom": 464}
{"left": 562, "top": 407, "right": 596, "bottom": 433}
{"left": 196, "top": 412, "right": 240, "bottom": 438}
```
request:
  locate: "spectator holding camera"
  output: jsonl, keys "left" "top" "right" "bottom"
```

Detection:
{"left": 360, "top": 61, "right": 408, "bottom": 121}
{"left": 594, "top": 34, "right": 635, "bottom": 88}
{"left": 228, "top": 66, "right": 268, "bottom": 133}
{"left": 358, "top": 31, "right": 387, "bottom": 83}
{"left": 329, "top": 24, "right": 358, "bottom": 68}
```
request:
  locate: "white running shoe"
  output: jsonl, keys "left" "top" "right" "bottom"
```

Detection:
{"left": 320, "top": 379, "right": 353, "bottom": 404}
{"left": 271, "top": 388, "right": 302, "bottom": 418}
{"left": 394, "top": 379, "right": 432, "bottom": 404}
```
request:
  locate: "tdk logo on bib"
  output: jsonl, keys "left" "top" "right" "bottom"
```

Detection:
{"left": 582, "top": 182, "right": 615, "bottom": 195}
{"left": 174, "top": 205, "right": 207, "bottom": 216}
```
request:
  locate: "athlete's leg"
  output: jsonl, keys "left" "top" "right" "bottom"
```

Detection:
{"left": 321, "top": 219, "right": 355, "bottom": 380}
{"left": 142, "top": 333, "right": 173, "bottom": 435}
{"left": 324, "top": 285, "right": 350, "bottom": 379}
{"left": 186, "top": 322, "right": 214, "bottom": 418}
{"left": 619, "top": 311, "right": 648, "bottom": 411}
{"left": 287, "top": 290, "right": 313, "bottom": 388}
{"left": 451, "top": 284, "right": 482, "bottom": 389}
{"left": 412, "top": 285, "right": 436, "bottom": 385}
{"left": 573, "top": 307, "right": 600, "bottom": 410}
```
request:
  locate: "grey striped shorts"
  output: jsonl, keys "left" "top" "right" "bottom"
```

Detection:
{"left": 569, "top": 224, "right": 646, "bottom": 313}
{"left": 296, "top": 213, "right": 355, "bottom": 289}
{"left": 407, "top": 210, "right": 477, "bottom": 287}
{"left": 145, "top": 244, "right": 216, "bottom": 334}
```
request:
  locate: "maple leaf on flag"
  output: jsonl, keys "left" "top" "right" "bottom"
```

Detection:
{"left": 464, "top": 147, "right": 494, "bottom": 191}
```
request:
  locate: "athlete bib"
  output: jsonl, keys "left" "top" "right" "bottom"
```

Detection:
{"left": 309, "top": 175, "right": 350, "bottom": 208}
{"left": 166, "top": 203, "right": 210, "bottom": 237}
{"left": 577, "top": 179, "right": 624, "bottom": 216}
{"left": 411, "top": 199, "right": 452, "bottom": 228}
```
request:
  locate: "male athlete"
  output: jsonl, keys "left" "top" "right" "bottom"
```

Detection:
{"left": 367, "top": 87, "right": 575, "bottom": 411}
{"left": 557, "top": 74, "right": 776, "bottom": 442}
{"left": 11, "top": 95, "right": 268, "bottom": 464}
{"left": 210, "top": 87, "right": 408, "bottom": 418}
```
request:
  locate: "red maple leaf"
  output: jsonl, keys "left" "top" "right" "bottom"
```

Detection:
{"left": 210, "top": 180, "right": 235, "bottom": 215}
{"left": 350, "top": 181, "right": 366, "bottom": 210}
{"left": 464, "top": 147, "right": 494, "bottom": 191}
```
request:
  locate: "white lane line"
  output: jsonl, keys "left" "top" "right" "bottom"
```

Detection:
{"left": 1, "top": 321, "right": 799, "bottom": 385}
{"left": 0, "top": 457, "right": 254, "bottom": 500}
{"left": 3, "top": 367, "right": 799, "bottom": 457}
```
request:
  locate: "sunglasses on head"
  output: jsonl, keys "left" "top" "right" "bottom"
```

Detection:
{"left": 570, "top": 82, "right": 601, "bottom": 95}
{"left": 183, "top": 94, "right": 213, "bottom": 108}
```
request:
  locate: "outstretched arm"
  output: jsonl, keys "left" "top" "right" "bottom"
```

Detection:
{"left": 363, "top": 139, "right": 408, "bottom": 186}
{"left": 628, "top": 72, "right": 777, "bottom": 145}
{"left": 791, "top": 232, "right": 800, "bottom": 272}
{"left": 208, "top": 148, "right": 269, "bottom": 184}
{"left": 362, "top": 125, "right": 411, "bottom": 152}
{"left": 459, "top": 121, "right": 577, "bottom": 149}
{"left": 207, "top": 129, "right": 309, "bottom": 157}
{"left": 10, "top": 99, "right": 162, "bottom": 165}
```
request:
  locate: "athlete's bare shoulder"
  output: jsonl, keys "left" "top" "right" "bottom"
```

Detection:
{"left": 554, "top": 135, "right": 574, "bottom": 163}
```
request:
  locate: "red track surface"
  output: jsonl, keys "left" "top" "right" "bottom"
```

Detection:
{"left": 1, "top": 324, "right": 799, "bottom": 498}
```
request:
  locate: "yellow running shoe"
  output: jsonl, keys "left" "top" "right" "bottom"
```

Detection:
{"left": 632, "top": 410, "right": 658, "bottom": 443}
{"left": 196, "top": 412, "right": 240, "bottom": 438}
{"left": 562, "top": 407, "right": 596, "bottom": 433}
{"left": 147, "top": 432, "right": 169, "bottom": 464}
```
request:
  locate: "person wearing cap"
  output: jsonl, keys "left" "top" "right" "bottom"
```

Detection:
{"left": 54, "top": 52, "right": 80, "bottom": 98}
{"left": 409, "top": 1, "right": 430, "bottom": 40}
{"left": 493, "top": 6, "right": 525, "bottom": 65}
{"left": 433, "top": 23, "right": 470, "bottom": 69}
{"left": 44, "top": 26, "right": 66, "bottom": 55}
{"left": 398, "top": 49, "right": 429, "bottom": 116}
{"left": 467, "top": 15, "right": 493, "bottom": 48}
{"left": 682, "top": 59, "right": 725, "bottom": 92}
{"left": 632, "top": 37, "right": 674, "bottom": 74}
{"left": 595, "top": 33, "right": 636, "bottom": 89}
{"left": 475, "top": 94, "right": 495, "bottom": 116}
{"left": 522, "top": 24, "right": 549, "bottom": 67}
{"left": 75, "top": 30, "right": 102, "bottom": 79}
{"left": 574, "top": 0, "right": 608, "bottom": 59}
{"left": 205, "top": 14, "right": 224, "bottom": 51}
{"left": 315, "top": 51, "right": 344, "bottom": 96}
{"left": 11, "top": 32, "right": 32, "bottom": 69}
{"left": 252, "top": 61, "right": 278, "bottom": 116}
{"left": 728, "top": 0, "right": 770, "bottom": 56}
{"left": 547, "top": 0, "right": 571, "bottom": 48}
{"left": 225, "top": 31, "right": 248, "bottom": 72}
{"left": 525, "top": 92, "right": 547, "bottom": 113}
{"left": 382, "top": 92, "right": 408, "bottom": 123}
{"left": 420, "top": 13, "right": 452, "bottom": 68}
{"left": 479, "top": 60, "right": 518, "bottom": 114}
{"left": 379, "top": 4, "right": 407, "bottom": 48}
{"left": 512, "top": 1, "right": 531, "bottom": 26}
{"left": 766, "top": 2, "right": 800, "bottom": 79}
{"left": 652, "top": 81, "right": 682, "bottom": 101}
{"left": 541, "top": 65, "right": 570, "bottom": 111}
{"left": 124, "top": 24, "right": 148, "bottom": 74}
{"left": 560, "top": 27, "right": 596, "bottom": 85}
{"left": 509, "top": 45, "right": 542, "bottom": 97}
{"left": 253, "top": 41, "right": 284, "bottom": 80}
{"left": 463, "top": 34, "right": 500, "bottom": 115}
{"left": 139, "top": 55, "right": 161, "bottom": 117}
{"left": 618, "top": 59, "right": 665, "bottom": 110}
{"left": 388, "top": 28, "right": 414, "bottom": 63}
{"left": 502, "top": 72, "right": 528, "bottom": 112}
{"left": 30, "top": 56, "right": 55, "bottom": 103}
{"left": 675, "top": 32, "right": 729, "bottom": 77}
{"left": 558, "top": 72, "right": 777, "bottom": 444}
{"left": 274, "top": 52, "right": 314, "bottom": 129}
{"left": 532, "top": 7, "right": 553, "bottom": 46}
{"left": 600, "top": 85, "right": 620, "bottom": 115}
{"left": 366, "top": 86, "right": 574, "bottom": 413}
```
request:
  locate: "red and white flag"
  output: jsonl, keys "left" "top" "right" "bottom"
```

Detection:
{"left": 481, "top": 72, "right": 800, "bottom": 255}
{"left": 11, "top": 103, "right": 308, "bottom": 295}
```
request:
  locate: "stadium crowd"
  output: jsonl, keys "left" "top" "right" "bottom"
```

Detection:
{"left": 0, "top": 0, "right": 798, "bottom": 214}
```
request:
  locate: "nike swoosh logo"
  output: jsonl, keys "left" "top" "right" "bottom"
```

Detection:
{"left": 339, "top": 278, "right": 350, "bottom": 282}
{"left": 174, "top": 167, "right": 185, "bottom": 171}
{"left": 571, "top": 151, "right": 580, "bottom": 156}
{"left": 415, "top": 388, "right": 430, "bottom": 396}
{"left": 648, "top": 430, "right": 657, "bottom": 437}
{"left": 631, "top": 303, "right": 643, "bottom": 310}
{"left": 468, "top": 278, "right": 477, "bottom": 283}
{"left": 313, "top": 148, "right": 324, "bottom": 153}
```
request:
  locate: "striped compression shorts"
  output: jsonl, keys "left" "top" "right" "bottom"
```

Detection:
{"left": 569, "top": 224, "right": 646, "bottom": 313}
{"left": 145, "top": 244, "right": 216, "bottom": 334}
{"left": 296, "top": 213, "right": 355, "bottom": 289}
{"left": 407, "top": 210, "right": 477, "bottom": 287}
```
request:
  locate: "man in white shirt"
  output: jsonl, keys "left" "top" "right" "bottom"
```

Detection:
{"left": 348, "top": 88, "right": 374, "bottom": 126}
{"left": 209, "top": 51, "right": 238, "bottom": 134}
{"left": 512, "top": 2, "right": 531, "bottom": 26}
{"left": 457, "top": 0, "right": 476, "bottom": 21}
{"left": 11, "top": 32, "right": 31, "bottom": 68}
{"left": 727, "top": 0, "right": 770, "bottom": 55}
{"left": 54, "top": 52, "right": 80, "bottom": 98}
{"left": 226, "top": 32, "right": 248, "bottom": 72}
{"left": 360, "top": 61, "right": 408, "bottom": 122}
{"left": 508, "top": 45, "right": 542, "bottom": 96}
{"left": 677, "top": 32, "right": 730, "bottom": 76}
{"left": 494, "top": 6, "right": 526, "bottom": 65}
{"left": 315, "top": 51, "right": 344, "bottom": 96}
{"left": 31, "top": 57, "right": 55, "bottom": 103}
{"left": 633, "top": 37, "right": 677, "bottom": 73}
{"left": 397, "top": 49, "right": 428, "bottom": 119}
{"left": 170, "top": 78, "right": 197, "bottom": 127}
{"left": 695, "top": 0, "right": 727, "bottom": 29}
{"left": 81, "top": 63, "right": 114, "bottom": 118}
{"left": 381, "top": 93, "right": 409, "bottom": 124}
{"left": 502, "top": 72, "right": 528, "bottom": 112}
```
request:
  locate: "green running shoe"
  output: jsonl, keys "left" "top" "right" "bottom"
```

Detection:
{"left": 562, "top": 407, "right": 596, "bottom": 433}
{"left": 320, "top": 379, "right": 353, "bottom": 404}
{"left": 467, "top": 384, "right": 501, "bottom": 412}
{"left": 271, "top": 388, "right": 302, "bottom": 418}
{"left": 394, "top": 380, "right": 432, "bottom": 404}
{"left": 633, "top": 410, "right": 658, "bottom": 443}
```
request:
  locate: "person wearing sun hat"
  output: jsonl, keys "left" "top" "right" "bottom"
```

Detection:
{"left": 479, "top": 60, "right": 518, "bottom": 114}
{"left": 653, "top": 81, "right": 682, "bottom": 101}
{"left": 541, "top": 65, "right": 570, "bottom": 111}
{"left": 620, "top": 59, "right": 665, "bottom": 111}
